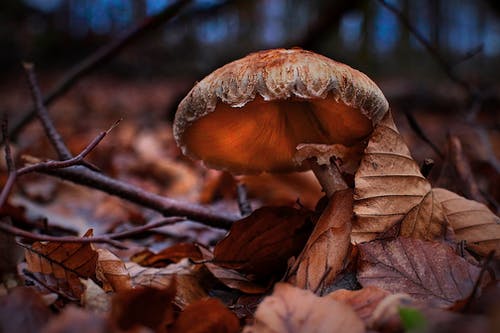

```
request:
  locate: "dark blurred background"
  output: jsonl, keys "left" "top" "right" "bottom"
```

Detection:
{"left": 0, "top": 0, "right": 499, "bottom": 208}
{"left": 1, "top": 0, "right": 499, "bottom": 81}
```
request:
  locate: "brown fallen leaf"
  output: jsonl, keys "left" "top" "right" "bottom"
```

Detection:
{"left": 96, "top": 248, "right": 132, "bottom": 292}
{"left": 287, "top": 189, "right": 353, "bottom": 295}
{"left": 126, "top": 260, "right": 207, "bottom": 308}
{"left": 81, "top": 279, "right": 111, "bottom": 313}
{"left": 357, "top": 237, "right": 487, "bottom": 308}
{"left": 353, "top": 112, "right": 446, "bottom": 242}
{"left": 243, "top": 283, "right": 364, "bottom": 333}
{"left": 111, "top": 284, "right": 176, "bottom": 333}
{"left": 170, "top": 298, "right": 240, "bottom": 333}
{"left": 214, "top": 206, "right": 313, "bottom": 279}
{"left": 433, "top": 188, "right": 500, "bottom": 258}
{"left": 198, "top": 245, "right": 266, "bottom": 294}
{"left": 328, "top": 286, "right": 391, "bottom": 325}
{"left": 0, "top": 287, "right": 52, "bottom": 333}
{"left": 24, "top": 229, "right": 98, "bottom": 298}
{"left": 131, "top": 242, "right": 203, "bottom": 267}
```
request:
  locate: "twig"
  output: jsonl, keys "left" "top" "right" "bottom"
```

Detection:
{"left": 109, "top": 216, "right": 186, "bottom": 239}
{"left": 404, "top": 111, "right": 444, "bottom": 158}
{"left": 40, "top": 166, "right": 237, "bottom": 228}
{"left": 0, "top": 221, "right": 125, "bottom": 249}
{"left": 0, "top": 122, "right": 115, "bottom": 209}
{"left": 0, "top": 116, "right": 17, "bottom": 206}
{"left": 0, "top": 216, "right": 185, "bottom": 249}
{"left": 447, "top": 135, "right": 486, "bottom": 203}
{"left": 23, "top": 63, "right": 72, "bottom": 160}
{"left": 8, "top": 0, "right": 193, "bottom": 141}
{"left": 376, "top": 0, "right": 473, "bottom": 94}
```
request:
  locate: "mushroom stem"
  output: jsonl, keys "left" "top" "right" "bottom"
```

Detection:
{"left": 306, "top": 157, "right": 348, "bottom": 198}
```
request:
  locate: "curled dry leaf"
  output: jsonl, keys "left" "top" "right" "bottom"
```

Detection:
{"left": 243, "top": 283, "right": 364, "bottom": 333}
{"left": 81, "top": 279, "right": 111, "bottom": 313}
{"left": 126, "top": 260, "right": 207, "bottom": 309}
{"left": 131, "top": 242, "right": 203, "bottom": 267}
{"left": 170, "top": 298, "right": 240, "bottom": 333}
{"left": 287, "top": 189, "right": 353, "bottom": 295}
{"left": 357, "top": 237, "right": 487, "bottom": 308}
{"left": 328, "top": 286, "right": 391, "bottom": 325}
{"left": 96, "top": 249, "right": 132, "bottom": 292}
{"left": 111, "top": 285, "right": 176, "bottom": 332}
{"left": 433, "top": 188, "right": 500, "bottom": 258}
{"left": 24, "top": 229, "right": 98, "bottom": 298}
{"left": 353, "top": 112, "right": 447, "bottom": 243}
{"left": 214, "top": 206, "right": 313, "bottom": 279}
{"left": 198, "top": 245, "right": 266, "bottom": 294}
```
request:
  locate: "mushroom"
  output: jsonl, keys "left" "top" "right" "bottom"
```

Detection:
{"left": 174, "top": 48, "right": 388, "bottom": 198}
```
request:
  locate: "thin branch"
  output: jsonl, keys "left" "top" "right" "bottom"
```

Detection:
{"left": 0, "top": 116, "right": 17, "bottom": 206}
{"left": 23, "top": 63, "right": 72, "bottom": 160}
{"left": 0, "top": 221, "right": 125, "bottom": 248}
{"left": 109, "top": 216, "right": 186, "bottom": 239}
{"left": 0, "top": 216, "right": 186, "bottom": 249}
{"left": 376, "top": 0, "right": 473, "bottom": 94}
{"left": 404, "top": 111, "right": 444, "bottom": 159}
{"left": 39, "top": 165, "right": 237, "bottom": 229}
{"left": 0, "top": 122, "right": 115, "bottom": 209}
{"left": 8, "top": 0, "right": 193, "bottom": 141}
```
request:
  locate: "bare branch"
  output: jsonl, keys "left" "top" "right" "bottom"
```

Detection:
{"left": 23, "top": 63, "right": 72, "bottom": 160}
{"left": 39, "top": 165, "right": 237, "bottom": 229}
{"left": 8, "top": 0, "right": 193, "bottom": 141}
{"left": 0, "top": 216, "right": 186, "bottom": 249}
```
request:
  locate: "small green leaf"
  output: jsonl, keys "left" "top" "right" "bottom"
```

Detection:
{"left": 399, "top": 307, "right": 427, "bottom": 332}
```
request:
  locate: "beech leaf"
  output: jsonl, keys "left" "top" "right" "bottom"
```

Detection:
{"left": 126, "top": 260, "right": 207, "bottom": 308}
{"left": 357, "top": 237, "right": 486, "bottom": 308}
{"left": 328, "top": 286, "right": 391, "bottom": 325}
{"left": 96, "top": 249, "right": 132, "bottom": 292}
{"left": 243, "top": 283, "right": 365, "bottom": 333}
{"left": 214, "top": 206, "right": 312, "bottom": 279}
{"left": 287, "top": 189, "right": 353, "bottom": 295}
{"left": 24, "top": 229, "right": 98, "bottom": 298}
{"left": 170, "top": 298, "right": 240, "bottom": 333}
{"left": 433, "top": 188, "right": 500, "bottom": 258}
{"left": 353, "top": 112, "right": 446, "bottom": 243}
{"left": 198, "top": 245, "right": 266, "bottom": 294}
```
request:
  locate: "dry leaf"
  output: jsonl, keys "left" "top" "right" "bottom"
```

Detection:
{"left": 328, "top": 286, "right": 391, "bottom": 325}
{"left": 0, "top": 287, "right": 52, "bottom": 333}
{"left": 433, "top": 188, "right": 500, "bottom": 258}
{"left": 111, "top": 285, "right": 176, "bottom": 332}
{"left": 80, "top": 279, "right": 111, "bottom": 313}
{"left": 95, "top": 249, "right": 132, "bottom": 292}
{"left": 287, "top": 189, "right": 353, "bottom": 295}
{"left": 198, "top": 245, "right": 266, "bottom": 294}
{"left": 170, "top": 298, "right": 240, "bottom": 333}
{"left": 24, "top": 229, "right": 98, "bottom": 298}
{"left": 126, "top": 260, "right": 207, "bottom": 308}
{"left": 243, "top": 283, "right": 364, "bottom": 333}
{"left": 214, "top": 206, "right": 312, "bottom": 279}
{"left": 131, "top": 242, "right": 203, "bottom": 267}
{"left": 353, "top": 112, "right": 446, "bottom": 242}
{"left": 357, "top": 237, "right": 486, "bottom": 308}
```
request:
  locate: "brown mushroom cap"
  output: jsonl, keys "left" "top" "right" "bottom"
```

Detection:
{"left": 174, "top": 48, "right": 389, "bottom": 174}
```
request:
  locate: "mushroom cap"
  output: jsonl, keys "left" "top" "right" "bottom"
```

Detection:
{"left": 174, "top": 48, "right": 389, "bottom": 174}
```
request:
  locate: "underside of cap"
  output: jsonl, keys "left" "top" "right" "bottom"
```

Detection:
{"left": 174, "top": 48, "right": 389, "bottom": 174}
